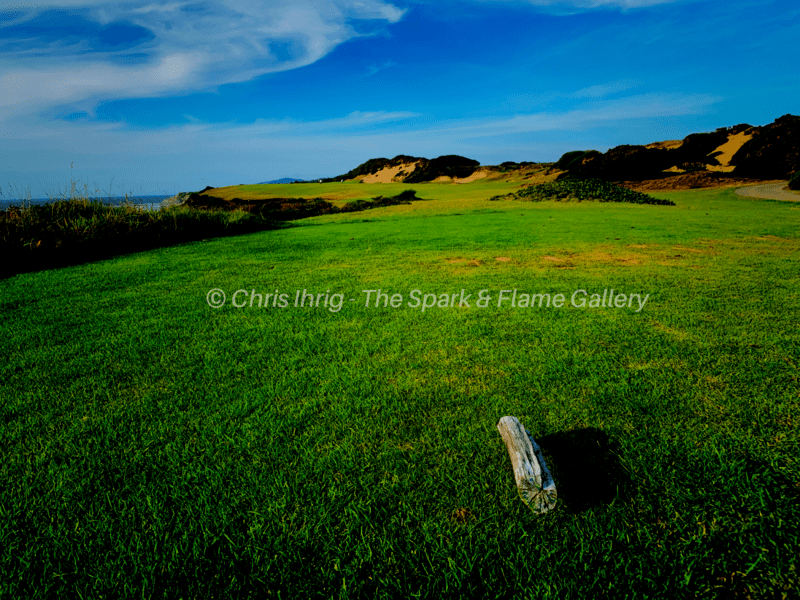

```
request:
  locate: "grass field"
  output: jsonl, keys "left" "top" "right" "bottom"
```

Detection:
{"left": 1, "top": 180, "right": 799, "bottom": 598}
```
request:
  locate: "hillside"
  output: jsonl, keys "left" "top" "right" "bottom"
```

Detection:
{"left": 322, "top": 154, "right": 483, "bottom": 184}
{"left": 215, "top": 115, "right": 797, "bottom": 199}
{"left": 729, "top": 114, "right": 800, "bottom": 179}
{"left": 257, "top": 178, "right": 308, "bottom": 184}
{"left": 554, "top": 114, "right": 799, "bottom": 183}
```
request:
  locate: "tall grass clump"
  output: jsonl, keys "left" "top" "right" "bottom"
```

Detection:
{"left": 0, "top": 178, "right": 282, "bottom": 279}
{"left": 489, "top": 176, "right": 675, "bottom": 205}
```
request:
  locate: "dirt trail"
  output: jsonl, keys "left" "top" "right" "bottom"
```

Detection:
{"left": 735, "top": 182, "right": 800, "bottom": 202}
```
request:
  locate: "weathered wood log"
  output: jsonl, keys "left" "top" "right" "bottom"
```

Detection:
{"left": 497, "top": 416, "right": 557, "bottom": 514}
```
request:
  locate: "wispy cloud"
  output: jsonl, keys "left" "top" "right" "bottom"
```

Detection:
{"left": 0, "top": 0, "right": 407, "bottom": 127}
{"left": 502, "top": 80, "right": 641, "bottom": 111}
{"left": 387, "top": 92, "right": 722, "bottom": 139}
{"left": 366, "top": 61, "right": 398, "bottom": 76}
{"left": 571, "top": 79, "right": 639, "bottom": 98}
{"left": 416, "top": 0, "right": 684, "bottom": 9}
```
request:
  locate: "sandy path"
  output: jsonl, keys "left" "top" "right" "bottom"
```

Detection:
{"left": 735, "top": 182, "right": 800, "bottom": 202}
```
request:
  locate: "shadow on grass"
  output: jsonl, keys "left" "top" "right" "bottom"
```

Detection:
{"left": 538, "top": 428, "right": 629, "bottom": 513}
{"left": 1, "top": 216, "right": 295, "bottom": 280}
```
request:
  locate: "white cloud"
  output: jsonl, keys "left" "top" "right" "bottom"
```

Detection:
{"left": 0, "top": 0, "right": 407, "bottom": 125}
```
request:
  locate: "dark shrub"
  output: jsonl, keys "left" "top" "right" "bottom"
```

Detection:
{"left": 490, "top": 176, "right": 675, "bottom": 206}
{"left": 402, "top": 155, "right": 480, "bottom": 183}
{"left": 731, "top": 114, "right": 800, "bottom": 179}
{"left": 679, "top": 162, "right": 707, "bottom": 172}
{"left": 554, "top": 150, "right": 601, "bottom": 172}
{"left": 789, "top": 171, "right": 800, "bottom": 190}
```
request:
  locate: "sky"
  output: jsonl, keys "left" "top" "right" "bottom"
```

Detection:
{"left": 1, "top": 0, "right": 798, "bottom": 200}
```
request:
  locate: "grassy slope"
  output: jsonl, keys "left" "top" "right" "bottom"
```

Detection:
{"left": 1, "top": 184, "right": 799, "bottom": 599}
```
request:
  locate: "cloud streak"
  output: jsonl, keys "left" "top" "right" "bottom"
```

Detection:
{"left": 418, "top": 0, "right": 684, "bottom": 9}
{"left": 0, "top": 0, "right": 407, "bottom": 125}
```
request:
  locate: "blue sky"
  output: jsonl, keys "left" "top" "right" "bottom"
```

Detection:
{"left": 1, "top": 0, "right": 798, "bottom": 199}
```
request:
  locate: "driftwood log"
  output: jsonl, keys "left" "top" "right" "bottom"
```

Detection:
{"left": 497, "top": 416, "right": 557, "bottom": 514}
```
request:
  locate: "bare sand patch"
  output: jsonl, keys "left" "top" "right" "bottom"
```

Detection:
{"left": 540, "top": 249, "right": 649, "bottom": 267}
{"left": 672, "top": 246, "right": 707, "bottom": 254}
{"left": 752, "top": 235, "right": 793, "bottom": 242}
{"left": 495, "top": 257, "right": 511, "bottom": 262}
{"left": 583, "top": 250, "right": 644, "bottom": 265}
{"left": 434, "top": 168, "right": 491, "bottom": 184}
{"left": 540, "top": 255, "right": 576, "bottom": 268}
{"left": 638, "top": 130, "right": 751, "bottom": 175}
{"left": 652, "top": 321, "right": 688, "bottom": 340}
{"left": 711, "top": 130, "right": 753, "bottom": 167}
{"left": 359, "top": 161, "right": 421, "bottom": 183}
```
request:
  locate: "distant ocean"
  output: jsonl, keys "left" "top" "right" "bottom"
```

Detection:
{"left": 0, "top": 194, "right": 173, "bottom": 212}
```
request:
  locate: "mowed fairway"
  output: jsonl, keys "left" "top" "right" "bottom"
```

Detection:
{"left": 1, "top": 182, "right": 799, "bottom": 598}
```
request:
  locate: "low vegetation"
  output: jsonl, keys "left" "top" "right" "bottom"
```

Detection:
{"left": 789, "top": 171, "right": 800, "bottom": 190}
{"left": 0, "top": 189, "right": 427, "bottom": 279}
{"left": 0, "top": 196, "right": 283, "bottom": 279}
{"left": 181, "top": 188, "right": 425, "bottom": 219}
{"left": 488, "top": 176, "right": 676, "bottom": 205}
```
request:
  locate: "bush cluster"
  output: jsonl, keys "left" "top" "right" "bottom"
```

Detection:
{"left": 679, "top": 162, "right": 708, "bottom": 172}
{"left": 730, "top": 114, "right": 800, "bottom": 179}
{"left": 0, "top": 197, "right": 283, "bottom": 279}
{"left": 185, "top": 189, "right": 422, "bottom": 220}
{"left": 401, "top": 155, "right": 480, "bottom": 183}
{"left": 551, "top": 124, "right": 764, "bottom": 180}
{"left": 789, "top": 171, "right": 800, "bottom": 191}
{"left": 489, "top": 176, "right": 675, "bottom": 205}
{"left": 1, "top": 190, "right": 425, "bottom": 278}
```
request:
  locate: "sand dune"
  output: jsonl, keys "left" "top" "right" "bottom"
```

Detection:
{"left": 358, "top": 161, "right": 421, "bottom": 183}
{"left": 353, "top": 161, "right": 489, "bottom": 184}
{"left": 433, "top": 168, "right": 490, "bottom": 183}
{"left": 645, "top": 140, "right": 683, "bottom": 150}
{"left": 648, "top": 129, "right": 754, "bottom": 174}
{"left": 705, "top": 130, "right": 753, "bottom": 172}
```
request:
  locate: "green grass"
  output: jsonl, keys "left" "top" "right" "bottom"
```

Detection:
{"left": 1, "top": 181, "right": 799, "bottom": 598}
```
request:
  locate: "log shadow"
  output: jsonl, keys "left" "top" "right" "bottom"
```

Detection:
{"left": 536, "top": 428, "right": 629, "bottom": 513}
